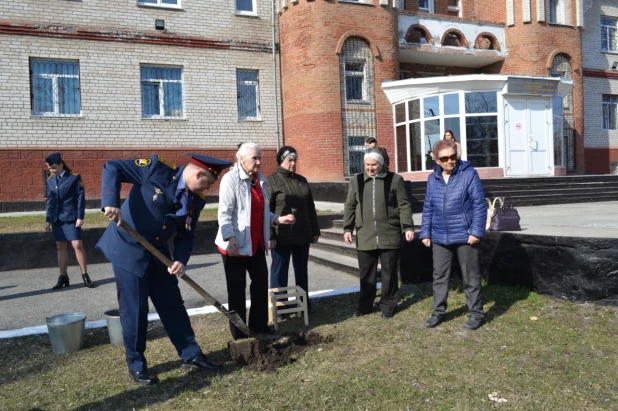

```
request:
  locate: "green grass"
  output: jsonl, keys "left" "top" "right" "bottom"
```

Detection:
{"left": 0, "top": 210, "right": 338, "bottom": 234}
{"left": 1, "top": 282, "right": 617, "bottom": 410}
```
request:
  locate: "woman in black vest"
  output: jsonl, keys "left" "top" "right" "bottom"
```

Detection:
{"left": 267, "top": 146, "right": 321, "bottom": 312}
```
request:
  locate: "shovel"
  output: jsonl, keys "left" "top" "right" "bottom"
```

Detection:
{"left": 119, "top": 221, "right": 250, "bottom": 336}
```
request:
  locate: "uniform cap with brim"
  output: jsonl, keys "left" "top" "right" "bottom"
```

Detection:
{"left": 187, "top": 153, "right": 233, "bottom": 177}
{"left": 45, "top": 152, "right": 62, "bottom": 165}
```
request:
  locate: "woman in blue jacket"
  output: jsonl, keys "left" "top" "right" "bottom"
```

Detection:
{"left": 45, "top": 152, "right": 92, "bottom": 289}
{"left": 419, "top": 140, "right": 487, "bottom": 330}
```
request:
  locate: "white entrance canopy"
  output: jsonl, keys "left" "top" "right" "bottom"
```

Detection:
{"left": 381, "top": 74, "right": 573, "bottom": 105}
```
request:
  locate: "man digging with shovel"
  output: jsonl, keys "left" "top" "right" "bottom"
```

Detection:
{"left": 96, "top": 153, "right": 232, "bottom": 385}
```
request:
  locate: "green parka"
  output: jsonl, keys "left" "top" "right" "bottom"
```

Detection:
{"left": 343, "top": 170, "right": 414, "bottom": 251}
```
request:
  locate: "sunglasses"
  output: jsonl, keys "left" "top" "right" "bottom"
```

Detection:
{"left": 438, "top": 154, "right": 458, "bottom": 162}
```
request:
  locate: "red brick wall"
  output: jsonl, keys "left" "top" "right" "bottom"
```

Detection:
{"left": 585, "top": 148, "right": 618, "bottom": 175}
{"left": 474, "top": 0, "right": 585, "bottom": 173}
{"left": 0, "top": 148, "right": 277, "bottom": 203}
{"left": 279, "top": 0, "right": 399, "bottom": 181}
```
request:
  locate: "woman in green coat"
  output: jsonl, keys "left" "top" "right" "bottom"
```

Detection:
{"left": 343, "top": 148, "right": 414, "bottom": 319}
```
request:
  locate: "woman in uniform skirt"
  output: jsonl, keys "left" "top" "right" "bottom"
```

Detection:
{"left": 44, "top": 152, "right": 92, "bottom": 289}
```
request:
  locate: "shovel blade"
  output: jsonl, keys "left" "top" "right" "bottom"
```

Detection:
{"left": 227, "top": 311, "right": 251, "bottom": 336}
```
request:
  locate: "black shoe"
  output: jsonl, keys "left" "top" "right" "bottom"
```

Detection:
{"left": 181, "top": 354, "right": 223, "bottom": 372}
{"left": 464, "top": 316, "right": 486, "bottom": 331}
{"left": 424, "top": 314, "right": 444, "bottom": 328}
{"left": 52, "top": 275, "right": 69, "bottom": 290}
{"left": 381, "top": 313, "right": 394, "bottom": 319}
{"left": 129, "top": 370, "right": 158, "bottom": 385}
{"left": 352, "top": 310, "right": 368, "bottom": 318}
{"left": 82, "top": 273, "right": 93, "bottom": 288}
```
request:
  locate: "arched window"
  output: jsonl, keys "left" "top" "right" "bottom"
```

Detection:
{"left": 339, "top": 38, "right": 377, "bottom": 176}
{"left": 407, "top": 28, "right": 428, "bottom": 44}
{"left": 474, "top": 34, "right": 500, "bottom": 51}
{"left": 441, "top": 30, "right": 466, "bottom": 48}
{"left": 550, "top": 53, "right": 574, "bottom": 170}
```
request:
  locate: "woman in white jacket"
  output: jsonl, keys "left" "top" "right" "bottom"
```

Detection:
{"left": 215, "top": 143, "right": 295, "bottom": 339}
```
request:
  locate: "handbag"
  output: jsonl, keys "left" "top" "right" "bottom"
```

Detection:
{"left": 488, "top": 197, "right": 521, "bottom": 231}
{"left": 485, "top": 197, "right": 502, "bottom": 230}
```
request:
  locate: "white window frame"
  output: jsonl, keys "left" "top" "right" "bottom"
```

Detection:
{"left": 344, "top": 60, "right": 367, "bottom": 102}
{"left": 30, "top": 59, "right": 81, "bottom": 117}
{"left": 603, "top": 94, "right": 618, "bottom": 130}
{"left": 235, "top": 0, "right": 257, "bottom": 16}
{"left": 136, "top": 0, "right": 181, "bottom": 9}
{"left": 601, "top": 16, "right": 618, "bottom": 52}
{"left": 140, "top": 65, "right": 185, "bottom": 120}
{"left": 448, "top": 0, "right": 461, "bottom": 17}
{"left": 419, "top": 0, "right": 434, "bottom": 13}
{"left": 548, "top": 0, "right": 565, "bottom": 24}
{"left": 236, "top": 69, "right": 261, "bottom": 121}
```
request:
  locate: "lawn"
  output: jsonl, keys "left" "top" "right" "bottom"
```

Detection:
{"left": 1, "top": 282, "right": 617, "bottom": 411}
{"left": 0, "top": 210, "right": 337, "bottom": 234}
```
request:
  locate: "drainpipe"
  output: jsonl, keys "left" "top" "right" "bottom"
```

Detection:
{"left": 271, "top": 0, "right": 281, "bottom": 151}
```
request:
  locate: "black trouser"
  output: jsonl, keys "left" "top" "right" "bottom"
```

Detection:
{"left": 431, "top": 243, "right": 484, "bottom": 318}
{"left": 357, "top": 248, "right": 400, "bottom": 316}
{"left": 221, "top": 248, "right": 269, "bottom": 339}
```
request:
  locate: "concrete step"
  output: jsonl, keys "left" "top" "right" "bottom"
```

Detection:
{"left": 320, "top": 227, "right": 345, "bottom": 241}
{"left": 308, "top": 247, "right": 360, "bottom": 277}
{"left": 312, "top": 237, "right": 358, "bottom": 257}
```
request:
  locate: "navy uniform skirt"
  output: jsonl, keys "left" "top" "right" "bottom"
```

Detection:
{"left": 51, "top": 221, "right": 82, "bottom": 242}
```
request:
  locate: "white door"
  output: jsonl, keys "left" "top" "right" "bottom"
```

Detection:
{"left": 505, "top": 98, "right": 551, "bottom": 176}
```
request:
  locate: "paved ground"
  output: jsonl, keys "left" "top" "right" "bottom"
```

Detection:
{"left": 1, "top": 200, "right": 616, "bottom": 335}
{"left": 0, "top": 252, "right": 359, "bottom": 333}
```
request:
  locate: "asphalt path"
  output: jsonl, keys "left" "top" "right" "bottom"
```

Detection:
{"left": 0, "top": 253, "right": 359, "bottom": 332}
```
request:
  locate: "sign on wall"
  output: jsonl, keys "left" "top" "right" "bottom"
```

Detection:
{"left": 507, "top": 78, "right": 559, "bottom": 95}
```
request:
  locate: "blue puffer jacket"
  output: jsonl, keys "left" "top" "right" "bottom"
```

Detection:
{"left": 420, "top": 160, "right": 487, "bottom": 245}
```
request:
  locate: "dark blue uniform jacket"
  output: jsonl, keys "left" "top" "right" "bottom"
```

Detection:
{"left": 95, "top": 155, "right": 205, "bottom": 277}
{"left": 46, "top": 172, "right": 85, "bottom": 223}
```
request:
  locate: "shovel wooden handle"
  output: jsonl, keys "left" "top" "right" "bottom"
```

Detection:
{"left": 119, "top": 221, "right": 250, "bottom": 336}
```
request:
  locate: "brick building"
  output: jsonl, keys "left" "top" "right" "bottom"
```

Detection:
{"left": 582, "top": 0, "right": 618, "bottom": 174}
{"left": 0, "top": 0, "right": 282, "bottom": 209}
{"left": 0, "top": 0, "right": 600, "bottom": 209}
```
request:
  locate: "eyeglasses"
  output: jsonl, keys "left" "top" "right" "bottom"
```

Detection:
{"left": 438, "top": 154, "right": 458, "bottom": 162}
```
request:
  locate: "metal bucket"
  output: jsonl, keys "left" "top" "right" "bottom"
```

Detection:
{"left": 104, "top": 309, "right": 124, "bottom": 346}
{"left": 46, "top": 312, "right": 87, "bottom": 354}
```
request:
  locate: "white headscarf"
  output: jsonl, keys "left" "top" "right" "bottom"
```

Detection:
{"left": 364, "top": 151, "right": 384, "bottom": 165}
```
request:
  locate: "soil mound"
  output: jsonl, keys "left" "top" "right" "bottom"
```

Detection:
{"left": 228, "top": 331, "right": 333, "bottom": 372}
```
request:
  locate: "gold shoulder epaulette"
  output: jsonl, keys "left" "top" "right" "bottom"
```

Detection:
{"left": 197, "top": 192, "right": 206, "bottom": 201}
{"left": 158, "top": 156, "right": 176, "bottom": 169}
{"left": 70, "top": 171, "right": 79, "bottom": 176}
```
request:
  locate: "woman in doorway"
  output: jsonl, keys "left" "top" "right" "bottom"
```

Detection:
{"left": 45, "top": 152, "right": 92, "bottom": 289}
{"left": 443, "top": 130, "right": 462, "bottom": 158}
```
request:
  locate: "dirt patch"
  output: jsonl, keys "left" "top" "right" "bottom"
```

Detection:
{"left": 228, "top": 331, "right": 333, "bottom": 372}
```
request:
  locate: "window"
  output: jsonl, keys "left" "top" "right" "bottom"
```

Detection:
{"left": 345, "top": 62, "right": 366, "bottom": 101}
{"left": 237, "top": 70, "right": 260, "bottom": 120}
{"left": 550, "top": 54, "right": 575, "bottom": 170}
{"left": 407, "top": 28, "right": 428, "bottom": 44}
{"left": 553, "top": 96, "right": 564, "bottom": 166}
{"left": 419, "top": 0, "right": 434, "bottom": 13}
{"left": 601, "top": 16, "right": 618, "bottom": 52}
{"left": 447, "top": 0, "right": 461, "bottom": 17}
{"left": 603, "top": 95, "right": 618, "bottom": 130}
{"left": 137, "top": 0, "right": 180, "bottom": 8}
{"left": 140, "top": 66, "right": 184, "bottom": 119}
{"left": 236, "top": 0, "right": 256, "bottom": 14}
{"left": 348, "top": 137, "right": 366, "bottom": 175}
{"left": 30, "top": 59, "right": 81, "bottom": 116}
{"left": 548, "top": 0, "right": 565, "bottom": 24}
{"left": 340, "top": 37, "right": 377, "bottom": 176}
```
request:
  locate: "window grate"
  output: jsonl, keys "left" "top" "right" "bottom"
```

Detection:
{"left": 30, "top": 59, "right": 81, "bottom": 116}
{"left": 340, "top": 38, "right": 377, "bottom": 176}
{"left": 550, "top": 54, "right": 575, "bottom": 171}
{"left": 140, "top": 66, "right": 184, "bottom": 119}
